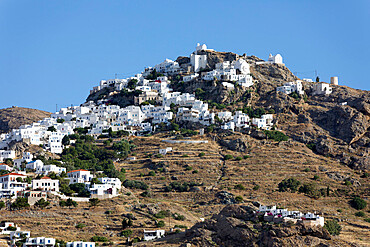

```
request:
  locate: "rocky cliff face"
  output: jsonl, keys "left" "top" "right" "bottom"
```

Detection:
{"left": 0, "top": 107, "right": 51, "bottom": 134}
{"left": 181, "top": 205, "right": 356, "bottom": 247}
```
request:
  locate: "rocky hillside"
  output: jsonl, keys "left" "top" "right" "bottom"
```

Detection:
{"left": 0, "top": 106, "right": 51, "bottom": 134}
{"left": 180, "top": 205, "right": 355, "bottom": 247}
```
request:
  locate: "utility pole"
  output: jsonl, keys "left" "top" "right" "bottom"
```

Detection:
{"left": 56, "top": 104, "right": 58, "bottom": 112}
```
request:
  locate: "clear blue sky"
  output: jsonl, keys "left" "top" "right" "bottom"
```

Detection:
{"left": 1, "top": 0, "right": 369, "bottom": 112}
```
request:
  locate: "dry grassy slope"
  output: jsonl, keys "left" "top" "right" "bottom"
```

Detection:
{"left": 2, "top": 133, "right": 368, "bottom": 246}
{"left": 0, "top": 107, "right": 51, "bottom": 133}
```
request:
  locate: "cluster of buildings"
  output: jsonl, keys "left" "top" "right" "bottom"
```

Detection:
{"left": 1, "top": 221, "right": 95, "bottom": 247}
{"left": 257, "top": 205, "right": 325, "bottom": 227}
{"left": 0, "top": 157, "right": 122, "bottom": 200}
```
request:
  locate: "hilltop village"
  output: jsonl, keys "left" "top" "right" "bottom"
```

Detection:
{"left": 0, "top": 44, "right": 368, "bottom": 246}
{"left": 0, "top": 43, "right": 337, "bottom": 156}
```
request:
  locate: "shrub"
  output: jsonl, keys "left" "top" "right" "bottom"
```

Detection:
{"left": 122, "top": 218, "right": 133, "bottom": 229}
{"left": 75, "top": 223, "right": 86, "bottom": 229}
{"left": 172, "top": 213, "right": 185, "bottom": 221}
{"left": 148, "top": 171, "right": 156, "bottom": 176}
{"left": 235, "top": 196, "right": 243, "bottom": 203}
{"left": 156, "top": 220, "right": 165, "bottom": 227}
{"left": 154, "top": 210, "right": 170, "bottom": 219}
{"left": 344, "top": 180, "right": 352, "bottom": 186}
{"left": 324, "top": 220, "right": 341, "bottom": 235}
{"left": 185, "top": 166, "right": 193, "bottom": 171}
{"left": 243, "top": 155, "right": 250, "bottom": 159}
{"left": 155, "top": 154, "right": 163, "bottom": 158}
{"left": 6, "top": 226, "right": 17, "bottom": 231}
{"left": 337, "top": 209, "right": 342, "bottom": 213}
{"left": 224, "top": 155, "right": 233, "bottom": 160}
{"left": 278, "top": 178, "right": 301, "bottom": 192}
{"left": 350, "top": 197, "right": 367, "bottom": 210}
{"left": 140, "top": 191, "right": 151, "bottom": 197}
{"left": 89, "top": 198, "right": 100, "bottom": 207}
{"left": 264, "top": 130, "right": 289, "bottom": 142}
{"left": 182, "top": 154, "right": 189, "bottom": 158}
{"left": 355, "top": 211, "right": 365, "bottom": 217}
{"left": 234, "top": 184, "right": 245, "bottom": 190}
{"left": 198, "top": 152, "right": 205, "bottom": 157}
{"left": 11, "top": 198, "right": 30, "bottom": 210}
{"left": 192, "top": 170, "right": 199, "bottom": 174}
{"left": 123, "top": 180, "right": 148, "bottom": 190}
{"left": 121, "top": 229, "right": 132, "bottom": 238}
{"left": 91, "top": 236, "right": 108, "bottom": 242}
{"left": 365, "top": 218, "right": 370, "bottom": 223}
{"left": 235, "top": 156, "right": 242, "bottom": 161}
{"left": 303, "top": 168, "right": 311, "bottom": 172}
{"left": 253, "top": 185, "right": 260, "bottom": 191}
{"left": 164, "top": 181, "right": 201, "bottom": 192}
{"left": 313, "top": 175, "right": 320, "bottom": 180}
{"left": 174, "top": 225, "right": 187, "bottom": 229}
{"left": 34, "top": 198, "right": 50, "bottom": 209}
{"left": 298, "top": 183, "right": 320, "bottom": 198}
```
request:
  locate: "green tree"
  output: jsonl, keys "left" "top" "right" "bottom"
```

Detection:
{"left": 62, "top": 135, "right": 70, "bottom": 146}
{"left": 324, "top": 220, "right": 341, "bottom": 235}
{"left": 89, "top": 198, "right": 100, "bottom": 207}
{"left": 316, "top": 76, "right": 320, "bottom": 82}
{"left": 0, "top": 201, "right": 5, "bottom": 210}
{"left": 121, "top": 229, "right": 132, "bottom": 238}
{"left": 11, "top": 198, "right": 30, "bottom": 210}
{"left": 57, "top": 119, "right": 65, "bottom": 123}
{"left": 34, "top": 198, "right": 50, "bottom": 209}
{"left": 47, "top": 126, "right": 57, "bottom": 132}
{"left": 122, "top": 218, "right": 133, "bottom": 229}
{"left": 350, "top": 197, "right": 367, "bottom": 210}
{"left": 66, "top": 198, "right": 78, "bottom": 208}
{"left": 278, "top": 178, "right": 301, "bottom": 192}
{"left": 156, "top": 220, "right": 165, "bottom": 227}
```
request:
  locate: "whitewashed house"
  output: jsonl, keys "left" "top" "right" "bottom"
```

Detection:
{"left": 0, "top": 172, "right": 27, "bottom": 198}
{"left": 159, "top": 147, "right": 172, "bottom": 155}
{"left": 143, "top": 229, "right": 165, "bottom": 241}
{"left": 67, "top": 169, "right": 93, "bottom": 185}
{"left": 276, "top": 80, "right": 304, "bottom": 95}
{"left": 0, "top": 222, "right": 20, "bottom": 234}
{"left": 233, "top": 111, "right": 250, "bottom": 128}
{"left": 38, "top": 165, "right": 66, "bottom": 175}
{"left": 31, "top": 177, "right": 59, "bottom": 192}
{"left": 0, "top": 164, "right": 12, "bottom": 171}
{"left": 66, "top": 242, "right": 95, "bottom": 247}
{"left": 0, "top": 150, "right": 15, "bottom": 162}
{"left": 183, "top": 73, "right": 199, "bottom": 82}
{"left": 312, "top": 83, "right": 332, "bottom": 95}
{"left": 26, "top": 160, "right": 44, "bottom": 171}
{"left": 23, "top": 237, "right": 56, "bottom": 247}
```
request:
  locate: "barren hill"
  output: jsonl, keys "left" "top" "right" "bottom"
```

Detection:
{"left": 0, "top": 106, "right": 51, "bottom": 133}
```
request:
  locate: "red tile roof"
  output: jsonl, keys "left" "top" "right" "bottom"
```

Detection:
{"left": 67, "top": 169, "right": 89, "bottom": 173}
{"left": 0, "top": 173, "right": 26, "bottom": 177}
{"left": 41, "top": 176, "right": 51, "bottom": 179}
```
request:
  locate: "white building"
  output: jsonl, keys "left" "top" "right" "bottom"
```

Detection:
{"left": 276, "top": 80, "right": 304, "bottom": 95}
{"left": 10, "top": 230, "right": 31, "bottom": 240}
{"left": 25, "top": 160, "right": 44, "bottom": 171}
{"left": 38, "top": 165, "right": 66, "bottom": 175}
{"left": 67, "top": 169, "right": 93, "bottom": 185}
{"left": 159, "top": 147, "right": 172, "bottom": 155}
{"left": 312, "top": 83, "right": 332, "bottom": 95}
{"left": 251, "top": 114, "right": 274, "bottom": 130}
{"left": 66, "top": 242, "right": 95, "bottom": 247}
{"left": 143, "top": 229, "right": 165, "bottom": 241}
{"left": 0, "top": 222, "right": 20, "bottom": 234}
{"left": 183, "top": 73, "right": 199, "bottom": 82}
{"left": 0, "top": 150, "right": 15, "bottom": 162}
{"left": 190, "top": 43, "right": 208, "bottom": 72}
{"left": 23, "top": 237, "right": 56, "bottom": 247}
{"left": 0, "top": 164, "right": 12, "bottom": 171}
{"left": 256, "top": 54, "right": 284, "bottom": 65}
{"left": 31, "top": 177, "right": 59, "bottom": 192}
{"left": 0, "top": 172, "right": 27, "bottom": 198}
